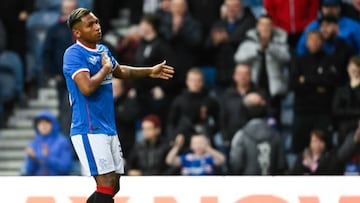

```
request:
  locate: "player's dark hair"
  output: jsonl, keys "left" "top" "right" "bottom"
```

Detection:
{"left": 67, "top": 8, "right": 91, "bottom": 30}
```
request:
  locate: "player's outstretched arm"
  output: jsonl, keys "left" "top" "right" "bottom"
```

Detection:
{"left": 113, "top": 60, "right": 174, "bottom": 79}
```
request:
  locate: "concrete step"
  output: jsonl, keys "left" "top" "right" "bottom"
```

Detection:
{"left": 0, "top": 160, "right": 23, "bottom": 170}
{"left": 7, "top": 119, "right": 32, "bottom": 129}
{"left": 28, "top": 98, "right": 59, "bottom": 108}
{"left": 12, "top": 108, "right": 59, "bottom": 120}
{"left": 39, "top": 88, "right": 57, "bottom": 100}
{"left": 0, "top": 150, "right": 26, "bottom": 160}
{"left": 0, "top": 170, "right": 21, "bottom": 176}
{"left": 0, "top": 139, "right": 29, "bottom": 150}
{"left": 0, "top": 129, "right": 34, "bottom": 139}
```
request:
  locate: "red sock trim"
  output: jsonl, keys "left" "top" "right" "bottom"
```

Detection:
{"left": 96, "top": 185, "right": 113, "bottom": 195}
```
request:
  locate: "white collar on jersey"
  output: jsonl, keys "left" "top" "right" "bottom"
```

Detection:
{"left": 76, "top": 40, "right": 98, "bottom": 52}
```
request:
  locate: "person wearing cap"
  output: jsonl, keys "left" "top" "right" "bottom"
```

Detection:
{"left": 297, "top": 0, "right": 360, "bottom": 55}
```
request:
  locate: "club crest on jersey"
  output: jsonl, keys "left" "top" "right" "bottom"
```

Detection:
{"left": 88, "top": 55, "right": 98, "bottom": 65}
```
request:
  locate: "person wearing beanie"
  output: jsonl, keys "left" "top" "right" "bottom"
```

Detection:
{"left": 126, "top": 114, "right": 172, "bottom": 175}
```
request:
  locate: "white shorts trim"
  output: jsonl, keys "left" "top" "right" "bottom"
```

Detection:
{"left": 71, "top": 134, "right": 124, "bottom": 176}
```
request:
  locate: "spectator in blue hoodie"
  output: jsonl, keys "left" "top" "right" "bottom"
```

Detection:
{"left": 297, "top": 0, "right": 360, "bottom": 56}
{"left": 23, "top": 110, "right": 74, "bottom": 176}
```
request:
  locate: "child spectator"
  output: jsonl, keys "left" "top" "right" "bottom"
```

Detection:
{"left": 23, "top": 110, "right": 74, "bottom": 176}
{"left": 166, "top": 134, "right": 225, "bottom": 175}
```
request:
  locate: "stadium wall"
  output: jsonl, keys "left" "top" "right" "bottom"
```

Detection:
{"left": 1, "top": 176, "right": 360, "bottom": 203}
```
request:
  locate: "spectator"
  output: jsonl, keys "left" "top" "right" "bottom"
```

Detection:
{"left": 159, "top": 0, "right": 202, "bottom": 87}
{"left": 92, "top": 0, "right": 122, "bottom": 34}
{"left": 166, "top": 134, "right": 225, "bottom": 175}
{"left": 291, "top": 127, "right": 360, "bottom": 175}
{"left": 126, "top": 114, "right": 171, "bottom": 175}
{"left": 332, "top": 56, "right": 360, "bottom": 145}
{"left": 23, "top": 110, "right": 74, "bottom": 176}
{"left": 42, "top": 0, "right": 78, "bottom": 135}
{"left": 234, "top": 14, "right": 290, "bottom": 123}
{"left": 206, "top": 0, "right": 256, "bottom": 88}
{"left": 167, "top": 68, "right": 220, "bottom": 148}
{"left": 297, "top": 0, "right": 360, "bottom": 55}
{"left": 290, "top": 30, "right": 337, "bottom": 153}
{"left": 342, "top": 0, "right": 360, "bottom": 22}
{"left": 220, "top": 64, "right": 265, "bottom": 148}
{"left": 113, "top": 78, "right": 141, "bottom": 160}
{"left": 243, "top": 0, "right": 264, "bottom": 18}
{"left": 156, "top": 0, "right": 171, "bottom": 18}
{"left": 134, "top": 14, "right": 177, "bottom": 122}
{"left": 115, "top": 25, "right": 142, "bottom": 65}
{"left": 185, "top": 0, "right": 223, "bottom": 66}
{"left": 229, "top": 92, "right": 287, "bottom": 175}
{"left": 264, "top": 0, "right": 319, "bottom": 49}
{"left": 318, "top": 15, "right": 355, "bottom": 85}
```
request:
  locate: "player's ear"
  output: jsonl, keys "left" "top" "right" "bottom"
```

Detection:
{"left": 73, "top": 29, "right": 81, "bottom": 38}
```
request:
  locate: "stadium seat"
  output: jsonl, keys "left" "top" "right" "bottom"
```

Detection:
{"left": 34, "top": 0, "right": 62, "bottom": 11}
{"left": 0, "top": 65, "right": 17, "bottom": 103}
{"left": 0, "top": 51, "right": 23, "bottom": 95}
{"left": 200, "top": 66, "right": 217, "bottom": 88}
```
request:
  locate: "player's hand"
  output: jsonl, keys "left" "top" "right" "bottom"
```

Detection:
{"left": 149, "top": 60, "right": 174, "bottom": 80}
{"left": 101, "top": 52, "right": 113, "bottom": 73}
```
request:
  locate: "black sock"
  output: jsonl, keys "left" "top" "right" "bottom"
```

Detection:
{"left": 94, "top": 191, "right": 114, "bottom": 203}
{"left": 86, "top": 192, "right": 96, "bottom": 203}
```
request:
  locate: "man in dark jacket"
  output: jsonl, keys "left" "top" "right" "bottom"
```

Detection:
{"left": 206, "top": 0, "right": 256, "bottom": 88}
{"left": 159, "top": 0, "right": 202, "bottom": 86}
{"left": 167, "top": 68, "right": 220, "bottom": 148}
{"left": 229, "top": 92, "right": 287, "bottom": 175}
{"left": 134, "top": 14, "right": 177, "bottom": 122}
{"left": 290, "top": 30, "right": 337, "bottom": 153}
{"left": 332, "top": 56, "right": 360, "bottom": 145}
{"left": 220, "top": 63, "right": 264, "bottom": 147}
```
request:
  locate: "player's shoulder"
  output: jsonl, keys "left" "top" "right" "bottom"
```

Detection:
{"left": 64, "top": 43, "right": 82, "bottom": 56}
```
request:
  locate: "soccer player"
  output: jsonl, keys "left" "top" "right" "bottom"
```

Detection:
{"left": 63, "top": 8, "right": 174, "bottom": 203}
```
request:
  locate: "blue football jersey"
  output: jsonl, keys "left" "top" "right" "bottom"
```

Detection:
{"left": 63, "top": 41, "right": 118, "bottom": 136}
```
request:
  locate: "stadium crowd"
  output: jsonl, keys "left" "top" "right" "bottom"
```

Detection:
{"left": 1, "top": 0, "right": 360, "bottom": 175}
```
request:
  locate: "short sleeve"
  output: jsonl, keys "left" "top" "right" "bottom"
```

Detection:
{"left": 63, "top": 48, "right": 90, "bottom": 80}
